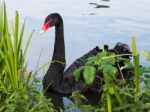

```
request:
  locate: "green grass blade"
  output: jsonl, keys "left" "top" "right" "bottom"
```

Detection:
{"left": 132, "top": 37, "right": 138, "bottom": 56}
{"left": 3, "top": 2, "right": 8, "bottom": 36}
{"left": 14, "top": 11, "right": 19, "bottom": 67}
{"left": 106, "top": 92, "right": 112, "bottom": 112}
{"left": 0, "top": 1, "right": 3, "bottom": 39}
{"left": 3, "top": 37, "right": 16, "bottom": 87}
{"left": 2, "top": 3, "right": 19, "bottom": 88}
{"left": 14, "top": 11, "right": 19, "bottom": 87}
{"left": 132, "top": 37, "right": 140, "bottom": 111}
{"left": 132, "top": 37, "right": 140, "bottom": 94}
{"left": 18, "top": 20, "right": 25, "bottom": 67}
{"left": 15, "top": 11, "right": 19, "bottom": 42}
{"left": 6, "top": 35, "right": 16, "bottom": 87}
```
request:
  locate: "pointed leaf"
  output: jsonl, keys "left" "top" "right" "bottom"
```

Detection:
{"left": 0, "top": 1, "right": 3, "bottom": 39}
{"left": 73, "top": 68, "right": 82, "bottom": 82}
{"left": 3, "top": 2, "right": 9, "bottom": 36}
{"left": 132, "top": 37, "right": 138, "bottom": 56}
{"left": 83, "top": 66, "right": 95, "bottom": 85}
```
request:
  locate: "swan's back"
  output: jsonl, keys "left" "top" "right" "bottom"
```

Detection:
{"left": 62, "top": 47, "right": 102, "bottom": 93}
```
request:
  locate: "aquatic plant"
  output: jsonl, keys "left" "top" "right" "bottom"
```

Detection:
{"left": 64, "top": 91, "right": 96, "bottom": 112}
{"left": 0, "top": 1, "right": 55, "bottom": 111}
{"left": 73, "top": 37, "right": 150, "bottom": 112}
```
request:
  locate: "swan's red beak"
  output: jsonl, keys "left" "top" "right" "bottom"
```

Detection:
{"left": 40, "top": 20, "right": 51, "bottom": 34}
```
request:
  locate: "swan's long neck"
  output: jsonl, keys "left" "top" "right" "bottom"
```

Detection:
{"left": 52, "top": 22, "right": 65, "bottom": 63}
{"left": 45, "top": 20, "right": 66, "bottom": 89}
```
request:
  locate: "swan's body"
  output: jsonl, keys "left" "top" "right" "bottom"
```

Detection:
{"left": 42, "top": 13, "right": 131, "bottom": 94}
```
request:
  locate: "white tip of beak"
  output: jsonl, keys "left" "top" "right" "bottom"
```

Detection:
{"left": 40, "top": 30, "right": 45, "bottom": 35}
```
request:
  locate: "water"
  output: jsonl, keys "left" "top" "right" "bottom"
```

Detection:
{"left": 5, "top": 0, "right": 150, "bottom": 110}
{"left": 5, "top": 0, "right": 150, "bottom": 73}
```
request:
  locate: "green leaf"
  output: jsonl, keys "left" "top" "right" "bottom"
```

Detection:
{"left": 0, "top": 1, "right": 3, "bottom": 39}
{"left": 83, "top": 66, "right": 95, "bottom": 85}
{"left": 141, "top": 51, "right": 150, "bottom": 61}
{"left": 73, "top": 68, "right": 82, "bottom": 82}
{"left": 123, "top": 60, "right": 133, "bottom": 69}
{"left": 18, "top": 20, "right": 25, "bottom": 67}
{"left": 111, "top": 67, "right": 118, "bottom": 77}
{"left": 108, "top": 87, "right": 115, "bottom": 95}
{"left": 85, "top": 56, "right": 96, "bottom": 65}
{"left": 132, "top": 37, "right": 138, "bottom": 56}
{"left": 14, "top": 11, "right": 19, "bottom": 81}
{"left": 103, "top": 57, "right": 116, "bottom": 65}
{"left": 95, "top": 107, "right": 105, "bottom": 112}
{"left": 3, "top": 2, "right": 9, "bottom": 36}
{"left": 103, "top": 65, "right": 118, "bottom": 78}
{"left": 94, "top": 52, "right": 108, "bottom": 65}
{"left": 132, "top": 37, "right": 140, "bottom": 94}
{"left": 97, "top": 51, "right": 108, "bottom": 59}
{"left": 102, "top": 85, "right": 109, "bottom": 92}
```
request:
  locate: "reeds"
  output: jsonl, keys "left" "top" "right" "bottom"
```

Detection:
{"left": 0, "top": 2, "right": 55, "bottom": 111}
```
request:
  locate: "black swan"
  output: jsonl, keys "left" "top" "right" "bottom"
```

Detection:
{"left": 41, "top": 13, "right": 132, "bottom": 94}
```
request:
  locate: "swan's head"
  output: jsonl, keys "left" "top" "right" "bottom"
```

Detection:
{"left": 40, "top": 13, "right": 62, "bottom": 34}
{"left": 114, "top": 42, "right": 132, "bottom": 59}
{"left": 114, "top": 42, "right": 131, "bottom": 54}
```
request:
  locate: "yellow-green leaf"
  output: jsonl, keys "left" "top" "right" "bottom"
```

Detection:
{"left": 83, "top": 66, "right": 95, "bottom": 85}
{"left": 108, "top": 87, "right": 115, "bottom": 95}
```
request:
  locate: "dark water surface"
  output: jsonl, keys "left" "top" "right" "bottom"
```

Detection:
{"left": 5, "top": 0, "right": 150, "bottom": 110}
